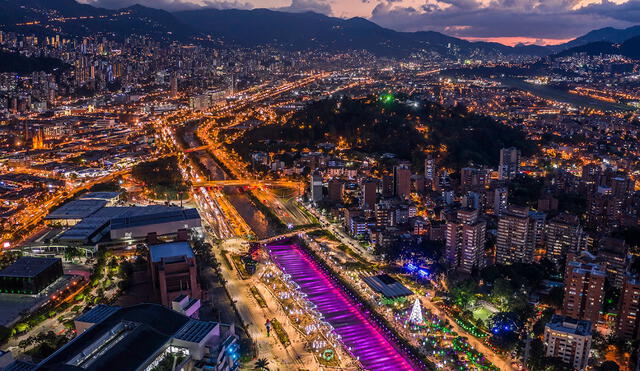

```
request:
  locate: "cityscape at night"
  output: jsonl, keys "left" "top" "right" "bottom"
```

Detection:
{"left": 0, "top": 0, "right": 640, "bottom": 370}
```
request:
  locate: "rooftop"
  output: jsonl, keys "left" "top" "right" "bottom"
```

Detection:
{"left": 79, "top": 192, "right": 121, "bottom": 201}
{"left": 59, "top": 205, "right": 197, "bottom": 242}
{"left": 174, "top": 319, "right": 217, "bottom": 343}
{"left": 149, "top": 241, "right": 194, "bottom": 263}
{"left": 75, "top": 304, "right": 121, "bottom": 324}
{"left": 546, "top": 314, "right": 592, "bottom": 336}
{"left": 45, "top": 199, "right": 107, "bottom": 220}
{"left": 361, "top": 274, "right": 413, "bottom": 298}
{"left": 110, "top": 208, "right": 200, "bottom": 230}
{"left": 0, "top": 257, "right": 61, "bottom": 278}
{"left": 38, "top": 304, "right": 191, "bottom": 370}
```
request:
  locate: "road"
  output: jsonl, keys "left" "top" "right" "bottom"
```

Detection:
{"left": 212, "top": 239, "right": 312, "bottom": 370}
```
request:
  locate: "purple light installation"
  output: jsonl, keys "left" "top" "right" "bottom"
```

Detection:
{"left": 267, "top": 243, "right": 418, "bottom": 371}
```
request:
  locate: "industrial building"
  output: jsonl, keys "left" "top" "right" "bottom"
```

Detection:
{"left": 6, "top": 304, "right": 239, "bottom": 371}
{"left": 110, "top": 208, "right": 201, "bottom": 240}
{"left": 0, "top": 257, "right": 63, "bottom": 295}
{"left": 45, "top": 197, "right": 201, "bottom": 247}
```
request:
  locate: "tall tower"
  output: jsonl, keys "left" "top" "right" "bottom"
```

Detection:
{"left": 496, "top": 205, "right": 537, "bottom": 264}
{"left": 424, "top": 155, "right": 436, "bottom": 189}
{"left": 545, "top": 213, "right": 583, "bottom": 267}
{"left": 617, "top": 274, "right": 640, "bottom": 340}
{"left": 563, "top": 261, "right": 605, "bottom": 324}
{"left": 170, "top": 73, "right": 178, "bottom": 97}
{"left": 446, "top": 208, "right": 486, "bottom": 273}
{"left": 310, "top": 172, "right": 323, "bottom": 202}
{"left": 499, "top": 147, "right": 521, "bottom": 180}
{"left": 394, "top": 162, "right": 411, "bottom": 198}
{"left": 360, "top": 178, "right": 377, "bottom": 209}
{"left": 493, "top": 187, "right": 508, "bottom": 216}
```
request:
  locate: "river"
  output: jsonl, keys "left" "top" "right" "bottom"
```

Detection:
{"left": 498, "top": 78, "right": 635, "bottom": 113}
{"left": 182, "top": 122, "right": 279, "bottom": 239}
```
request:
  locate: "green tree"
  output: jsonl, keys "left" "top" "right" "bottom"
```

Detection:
{"left": 597, "top": 360, "right": 620, "bottom": 371}
{"left": 254, "top": 358, "right": 270, "bottom": 370}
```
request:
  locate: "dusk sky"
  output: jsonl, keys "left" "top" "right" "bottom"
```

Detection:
{"left": 83, "top": 0, "right": 640, "bottom": 46}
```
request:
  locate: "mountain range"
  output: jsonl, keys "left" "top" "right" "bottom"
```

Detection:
{"left": 0, "top": 0, "right": 639, "bottom": 58}
{"left": 555, "top": 36, "right": 640, "bottom": 59}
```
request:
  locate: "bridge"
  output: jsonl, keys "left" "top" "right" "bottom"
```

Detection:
{"left": 256, "top": 226, "right": 321, "bottom": 244}
{"left": 192, "top": 180, "right": 302, "bottom": 188}
{"left": 184, "top": 145, "right": 211, "bottom": 153}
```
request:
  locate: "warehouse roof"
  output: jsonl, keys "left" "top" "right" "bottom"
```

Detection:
{"left": 45, "top": 199, "right": 107, "bottom": 220}
{"left": 361, "top": 274, "right": 413, "bottom": 298}
{"left": 0, "top": 257, "right": 61, "bottom": 278}
{"left": 110, "top": 208, "right": 200, "bottom": 231}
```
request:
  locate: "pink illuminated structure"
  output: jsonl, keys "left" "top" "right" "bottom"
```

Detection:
{"left": 267, "top": 243, "right": 418, "bottom": 371}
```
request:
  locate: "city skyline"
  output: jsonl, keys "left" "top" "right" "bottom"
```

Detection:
{"left": 0, "top": 1, "right": 639, "bottom": 370}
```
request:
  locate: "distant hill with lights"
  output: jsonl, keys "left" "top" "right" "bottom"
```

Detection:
{"left": 233, "top": 95, "right": 537, "bottom": 169}
{"left": 554, "top": 36, "right": 640, "bottom": 59}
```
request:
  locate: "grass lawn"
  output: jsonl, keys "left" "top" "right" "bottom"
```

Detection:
{"left": 472, "top": 306, "right": 493, "bottom": 323}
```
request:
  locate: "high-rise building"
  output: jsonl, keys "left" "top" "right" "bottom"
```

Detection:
{"left": 499, "top": 147, "right": 521, "bottom": 180}
{"left": 374, "top": 202, "right": 394, "bottom": 227}
{"left": 563, "top": 261, "right": 605, "bottom": 324}
{"left": 460, "top": 167, "right": 488, "bottom": 191}
{"left": 544, "top": 315, "right": 592, "bottom": 370}
{"left": 381, "top": 175, "right": 394, "bottom": 198}
{"left": 617, "top": 274, "right": 640, "bottom": 340}
{"left": 424, "top": 155, "right": 436, "bottom": 185}
{"left": 310, "top": 172, "right": 323, "bottom": 202}
{"left": 327, "top": 178, "right": 344, "bottom": 203}
{"left": 598, "top": 237, "right": 629, "bottom": 288}
{"left": 493, "top": 187, "right": 508, "bottom": 216}
{"left": 445, "top": 208, "right": 486, "bottom": 273}
{"left": 361, "top": 178, "right": 377, "bottom": 209}
{"left": 394, "top": 162, "right": 411, "bottom": 198}
{"left": 496, "top": 205, "right": 536, "bottom": 264}
{"left": 170, "top": 73, "right": 178, "bottom": 97}
{"left": 545, "top": 213, "right": 584, "bottom": 267}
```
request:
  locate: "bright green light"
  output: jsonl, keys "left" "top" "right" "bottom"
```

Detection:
{"left": 380, "top": 93, "right": 394, "bottom": 103}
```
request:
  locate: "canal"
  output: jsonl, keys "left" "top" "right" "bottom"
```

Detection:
{"left": 182, "top": 121, "right": 279, "bottom": 239}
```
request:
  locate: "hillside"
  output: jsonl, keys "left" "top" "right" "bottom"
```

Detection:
{"left": 555, "top": 36, "right": 640, "bottom": 59}
{"left": 0, "top": 0, "right": 546, "bottom": 57}
{"left": 174, "top": 8, "right": 549, "bottom": 57}
{"left": 554, "top": 25, "right": 640, "bottom": 51}
{"left": 0, "top": 0, "right": 190, "bottom": 39}
{"left": 233, "top": 96, "right": 537, "bottom": 169}
{"left": 0, "top": 50, "right": 69, "bottom": 73}
{"left": 1, "top": 0, "right": 637, "bottom": 58}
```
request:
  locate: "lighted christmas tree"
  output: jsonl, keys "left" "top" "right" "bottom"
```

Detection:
{"left": 409, "top": 297, "right": 423, "bottom": 324}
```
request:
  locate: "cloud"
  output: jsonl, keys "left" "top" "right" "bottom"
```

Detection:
{"left": 577, "top": 0, "right": 640, "bottom": 23}
{"left": 370, "top": 0, "right": 639, "bottom": 39}
{"left": 274, "top": 0, "right": 333, "bottom": 14}
{"left": 78, "top": 0, "right": 640, "bottom": 40}
{"left": 80, "top": 0, "right": 252, "bottom": 11}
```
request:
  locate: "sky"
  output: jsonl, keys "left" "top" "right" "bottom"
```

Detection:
{"left": 81, "top": 0, "right": 640, "bottom": 46}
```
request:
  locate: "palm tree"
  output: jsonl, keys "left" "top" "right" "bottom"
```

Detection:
{"left": 254, "top": 358, "right": 270, "bottom": 370}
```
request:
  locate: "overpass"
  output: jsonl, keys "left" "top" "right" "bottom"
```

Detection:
{"left": 256, "top": 226, "right": 320, "bottom": 244}
{"left": 184, "top": 145, "right": 211, "bottom": 153}
{"left": 192, "top": 180, "right": 302, "bottom": 188}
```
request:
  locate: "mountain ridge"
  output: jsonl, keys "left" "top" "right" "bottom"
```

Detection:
{"left": 0, "top": 0, "right": 639, "bottom": 58}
